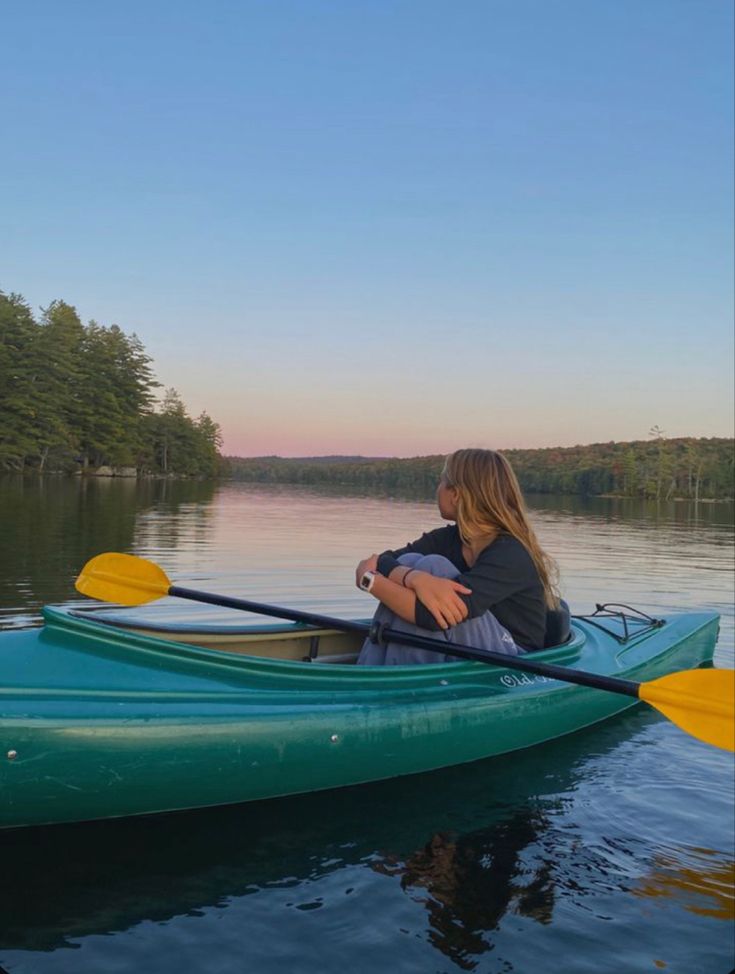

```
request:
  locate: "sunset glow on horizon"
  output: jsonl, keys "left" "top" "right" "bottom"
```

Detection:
{"left": 3, "top": 1, "right": 732, "bottom": 459}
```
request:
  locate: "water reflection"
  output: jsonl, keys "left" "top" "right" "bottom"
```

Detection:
{"left": 0, "top": 476, "right": 216, "bottom": 627}
{"left": 634, "top": 847, "right": 735, "bottom": 921}
{"left": 526, "top": 492, "right": 735, "bottom": 528}
{"left": 372, "top": 813, "right": 554, "bottom": 970}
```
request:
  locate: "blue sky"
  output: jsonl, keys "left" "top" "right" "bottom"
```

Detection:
{"left": 2, "top": 0, "right": 733, "bottom": 456}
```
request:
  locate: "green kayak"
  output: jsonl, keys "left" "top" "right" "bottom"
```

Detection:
{"left": 0, "top": 604, "right": 720, "bottom": 830}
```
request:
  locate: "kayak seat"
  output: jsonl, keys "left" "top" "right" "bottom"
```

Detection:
{"left": 543, "top": 599, "right": 571, "bottom": 648}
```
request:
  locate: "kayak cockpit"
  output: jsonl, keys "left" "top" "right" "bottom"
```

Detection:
{"left": 65, "top": 608, "right": 367, "bottom": 663}
{"left": 58, "top": 606, "right": 581, "bottom": 667}
{"left": 59, "top": 598, "right": 574, "bottom": 666}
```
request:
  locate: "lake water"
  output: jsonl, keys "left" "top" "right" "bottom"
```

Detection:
{"left": 0, "top": 476, "right": 733, "bottom": 974}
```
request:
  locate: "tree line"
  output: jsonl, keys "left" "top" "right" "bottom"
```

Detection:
{"left": 0, "top": 290, "right": 224, "bottom": 477}
{"left": 3, "top": 286, "right": 731, "bottom": 497}
{"left": 227, "top": 436, "right": 734, "bottom": 500}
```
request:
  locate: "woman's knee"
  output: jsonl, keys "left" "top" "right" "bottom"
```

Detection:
{"left": 409, "top": 553, "right": 460, "bottom": 579}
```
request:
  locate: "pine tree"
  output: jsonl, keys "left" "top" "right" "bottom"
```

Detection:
{"left": 194, "top": 412, "right": 223, "bottom": 477}
{"left": 74, "top": 322, "right": 158, "bottom": 468}
{"left": 0, "top": 292, "right": 40, "bottom": 469}
{"left": 32, "top": 300, "right": 85, "bottom": 468}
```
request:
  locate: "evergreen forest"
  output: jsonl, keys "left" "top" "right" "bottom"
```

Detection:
{"left": 0, "top": 290, "right": 223, "bottom": 477}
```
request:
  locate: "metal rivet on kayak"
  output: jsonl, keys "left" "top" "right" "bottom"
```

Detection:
{"left": 330, "top": 734, "right": 339, "bottom": 743}
{"left": 7, "top": 750, "right": 17, "bottom": 761}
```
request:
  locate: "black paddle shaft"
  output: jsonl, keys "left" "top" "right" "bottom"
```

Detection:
{"left": 169, "top": 585, "right": 641, "bottom": 699}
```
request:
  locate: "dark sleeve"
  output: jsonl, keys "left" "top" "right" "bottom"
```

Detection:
{"left": 376, "top": 526, "right": 456, "bottom": 577}
{"left": 413, "top": 536, "right": 537, "bottom": 630}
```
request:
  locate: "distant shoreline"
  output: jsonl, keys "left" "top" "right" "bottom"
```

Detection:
{"left": 3, "top": 434, "right": 733, "bottom": 502}
{"left": 225, "top": 438, "right": 734, "bottom": 503}
{"left": 596, "top": 493, "right": 729, "bottom": 503}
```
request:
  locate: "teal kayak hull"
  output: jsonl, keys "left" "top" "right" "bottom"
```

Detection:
{"left": 0, "top": 606, "right": 720, "bottom": 829}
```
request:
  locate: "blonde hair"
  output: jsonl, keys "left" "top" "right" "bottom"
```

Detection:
{"left": 442, "top": 448, "right": 559, "bottom": 608}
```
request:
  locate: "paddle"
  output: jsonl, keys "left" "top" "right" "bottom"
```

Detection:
{"left": 75, "top": 552, "right": 734, "bottom": 752}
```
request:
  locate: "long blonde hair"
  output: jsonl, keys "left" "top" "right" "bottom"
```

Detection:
{"left": 442, "top": 448, "right": 559, "bottom": 608}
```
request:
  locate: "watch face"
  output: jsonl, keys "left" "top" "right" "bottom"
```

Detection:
{"left": 360, "top": 572, "right": 373, "bottom": 590}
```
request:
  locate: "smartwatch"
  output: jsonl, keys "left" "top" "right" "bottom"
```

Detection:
{"left": 359, "top": 570, "right": 378, "bottom": 593}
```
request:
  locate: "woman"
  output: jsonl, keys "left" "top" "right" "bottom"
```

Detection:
{"left": 355, "top": 448, "right": 559, "bottom": 665}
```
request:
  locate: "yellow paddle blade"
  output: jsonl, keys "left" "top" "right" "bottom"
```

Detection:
{"left": 76, "top": 552, "right": 171, "bottom": 605}
{"left": 640, "top": 668, "right": 735, "bottom": 752}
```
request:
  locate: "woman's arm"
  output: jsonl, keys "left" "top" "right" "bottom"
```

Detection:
{"left": 355, "top": 555, "right": 471, "bottom": 629}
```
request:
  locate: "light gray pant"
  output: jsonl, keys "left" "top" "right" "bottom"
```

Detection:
{"left": 356, "top": 553, "right": 522, "bottom": 665}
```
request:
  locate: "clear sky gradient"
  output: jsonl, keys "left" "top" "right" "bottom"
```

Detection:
{"left": 2, "top": 1, "right": 733, "bottom": 456}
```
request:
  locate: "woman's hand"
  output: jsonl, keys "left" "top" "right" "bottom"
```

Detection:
{"left": 407, "top": 572, "right": 472, "bottom": 629}
{"left": 355, "top": 553, "right": 379, "bottom": 588}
